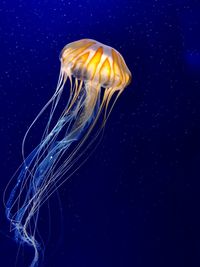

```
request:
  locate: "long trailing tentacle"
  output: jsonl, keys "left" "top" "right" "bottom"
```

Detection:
{"left": 4, "top": 72, "right": 122, "bottom": 267}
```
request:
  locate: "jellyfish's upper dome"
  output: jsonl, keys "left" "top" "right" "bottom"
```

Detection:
{"left": 60, "top": 39, "right": 131, "bottom": 89}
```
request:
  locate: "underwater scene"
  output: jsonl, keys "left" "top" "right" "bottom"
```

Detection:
{"left": 0, "top": 1, "right": 200, "bottom": 267}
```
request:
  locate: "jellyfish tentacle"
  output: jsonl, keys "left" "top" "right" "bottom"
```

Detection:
{"left": 22, "top": 71, "right": 67, "bottom": 162}
{"left": 6, "top": 79, "right": 100, "bottom": 257}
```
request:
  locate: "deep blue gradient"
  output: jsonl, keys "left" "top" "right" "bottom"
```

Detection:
{"left": 1, "top": 0, "right": 200, "bottom": 267}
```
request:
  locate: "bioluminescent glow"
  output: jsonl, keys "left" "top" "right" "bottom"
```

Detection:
{"left": 4, "top": 39, "right": 131, "bottom": 267}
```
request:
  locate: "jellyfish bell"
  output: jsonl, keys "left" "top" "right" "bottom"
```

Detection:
{"left": 60, "top": 39, "right": 131, "bottom": 89}
{"left": 4, "top": 39, "right": 132, "bottom": 267}
{"left": 60, "top": 39, "right": 132, "bottom": 127}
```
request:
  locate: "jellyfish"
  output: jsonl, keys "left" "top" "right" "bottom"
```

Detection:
{"left": 4, "top": 39, "right": 131, "bottom": 267}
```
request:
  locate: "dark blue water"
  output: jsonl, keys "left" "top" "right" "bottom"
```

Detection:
{"left": 1, "top": 0, "right": 200, "bottom": 266}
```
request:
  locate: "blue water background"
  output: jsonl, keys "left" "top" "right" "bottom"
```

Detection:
{"left": 0, "top": 0, "right": 200, "bottom": 266}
